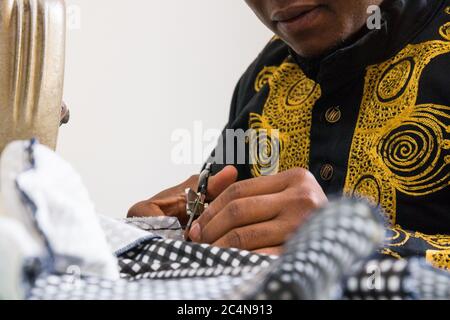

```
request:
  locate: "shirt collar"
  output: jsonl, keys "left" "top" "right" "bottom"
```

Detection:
{"left": 290, "top": 0, "right": 445, "bottom": 90}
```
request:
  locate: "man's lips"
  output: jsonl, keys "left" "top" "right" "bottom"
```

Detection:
{"left": 271, "top": 4, "right": 321, "bottom": 23}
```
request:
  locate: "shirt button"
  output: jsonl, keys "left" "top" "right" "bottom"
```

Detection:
{"left": 325, "top": 106, "right": 342, "bottom": 124}
{"left": 320, "top": 164, "right": 334, "bottom": 181}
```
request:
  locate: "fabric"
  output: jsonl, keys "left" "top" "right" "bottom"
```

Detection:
{"left": 343, "top": 257, "right": 450, "bottom": 300}
{"left": 118, "top": 239, "right": 273, "bottom": 280}
{"left": 0, "top": 217, "right": 44, "bottom": 300}
{"left": 98, "top": 215, "right": 159, "bottom": 256}
{"left": 124, "top": 216, "right": 184, "bottom": 241}
{"left": 207, "top": 0, "right": 450, "bottom": 268}
{"left": 27, "top": 198, "right": 450, "bottom": 300}
{"left": 0, "top": 140, "right": 120, "bottom": 280}
{"left": 27, "top": 198, "right": 387, "bottom": 300}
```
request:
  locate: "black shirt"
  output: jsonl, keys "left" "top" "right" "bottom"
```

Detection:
{"left": 209, "top": 0, "right": 450, "bottom": 269}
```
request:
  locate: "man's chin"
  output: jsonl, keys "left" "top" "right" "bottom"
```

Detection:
{"left": 289, "top": 42, "right": 334, "bottom": 59}
{"left": 285, "top": 35, "right": 347, "bottom": 59}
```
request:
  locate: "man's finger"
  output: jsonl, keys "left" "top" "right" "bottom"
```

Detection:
{"left": 212, "top": 220, "right": 289, "bottom": 251}
{"left": 151, "top": 195, "right": 187, "bottom": 219}
{"left": 199, "top": 173, "right": 289, "bottom": 230}
{"left": 253, "top": 246, "right": 283, "bottom": 256}
{"left": 127, "top": 195, "right": 190, "bottom": 224}
{"left": 207, "top": 165, "right": 238, "bottom": 200}
{"left": 195, "top": 193, "right": 282, "bottom": 244}
{"left": 127, "top": 201, "right": 166, "bottom": 218}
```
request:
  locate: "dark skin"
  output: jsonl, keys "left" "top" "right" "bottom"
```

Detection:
{"left": 128, "top": 0, "right": 383, "bottom": 255}
{"left": 245, "top": 0, "right": 384, "bottom": 57}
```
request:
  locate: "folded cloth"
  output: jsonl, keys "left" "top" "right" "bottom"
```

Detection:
{"left": 0, "top": 140, "right": 120, "bottom": 281}
{"left": 0, "top": 217, "right": 46, "bottom": 300}
{"left": 98, "top": 215, "right": 159, "bottom": 256}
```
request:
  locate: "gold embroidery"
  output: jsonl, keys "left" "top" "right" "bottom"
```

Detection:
{"left": 344, "top": 40, "right": 450, "bottom": 224}
{"left": 440, "top": 22, "right": 450, "bottom": 40}
{"left": 386, "top": 226, "right": 450, "bottom": 250}
{"left": 426, "top": 250, "right": 450, "bottom": 270}
{"left": 385, "top": 226, "right": 411, "bottom": 247}
{"left": 385, "top": 226, "right": 450, "bottom": 270}
{"left": 446, "top": 6, "right": 450, "bottom": 15}
{"left": 380, "top": 248, "right": 403, "bottom": 259}
{"left": 414, "top": 232, "right": 450, "bottom": 250}
{"left": 254, "top": 66, "right": 277, "bottom": 92}
{"left": 249, "top": 63, "right": 321, "bottom": 176}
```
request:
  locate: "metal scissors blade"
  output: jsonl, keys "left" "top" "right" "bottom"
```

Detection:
{"left": 185, "top": 163, "right": 212, "bottom": 232}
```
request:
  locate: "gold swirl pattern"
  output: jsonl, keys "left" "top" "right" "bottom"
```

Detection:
{"left": 344, "top": 39, "right": 450, "bottom": 224}
{"left": 248, "top": 114, "right": 283, "bottom": 177}
{"left": 415, "top": 232, "right": 450, "bottom": 249}
{"left": 254, "top": 66, "right": 277, "bottom": 92}
{"left": 440, "top": 22, "right": 450, "bottom": 41}
{"left": 385, "top": 226, "right": 410, "bottom": 247}
{"left": 378, "top": 106, "right": 450, "bottom": 196}
{"left": 377, "top": 59, "right": 412, "bottom": 101}
{"left": 249, "top": 62, "right": 321, "bottom": 177}
{"left": 385, "top": 226, "right": 450, "bottom": 269}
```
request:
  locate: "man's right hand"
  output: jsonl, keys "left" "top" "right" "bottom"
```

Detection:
{"left": 127, "top": 166, "right": 238, "bottom": 225}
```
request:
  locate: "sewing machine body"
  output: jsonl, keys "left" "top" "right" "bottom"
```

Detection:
{"left": 0, "top": 0, "right": 66, "bottom": 154}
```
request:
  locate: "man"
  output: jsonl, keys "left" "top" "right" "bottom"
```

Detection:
{"left": 129, "top": 0, "right": 450, "bottom": 268}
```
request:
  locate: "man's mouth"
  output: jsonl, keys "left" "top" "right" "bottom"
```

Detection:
{"left": 271, "top": 4, "right": 325, "bottom": 32}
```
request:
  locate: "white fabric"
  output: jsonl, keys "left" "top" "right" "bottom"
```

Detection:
{"left": 99, "top": 215, "right": 157, "bottom": 256}
{"left": 0, "top": 217, "right": 43, "bottom": 300}
{"left": 0, "top": 140, "right": 120, "bottom": 280}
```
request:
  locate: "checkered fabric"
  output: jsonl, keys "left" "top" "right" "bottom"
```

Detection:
{"left": 26, "top": 199, "right": 450, "bottom": 300}
{"left": 28, "top": 271, "right": 260, "bottom": 300}
{"left": 343, "top": 258, "right": 414, "bottom": 300}
{"left": 118, "top": 239, "right": 273, "bottom": 280}
{"left": 245, "top": 199, "right": 386, "bottom": 300}
{"left": 343, "top": 257, "right": 450, "bottom": 300}
{"left": 408, "top": 259, "right": 450, "bottom": 300}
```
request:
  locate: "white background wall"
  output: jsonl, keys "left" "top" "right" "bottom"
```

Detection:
{"left": 59, "top": 0, "right": 273, "bottom": 218}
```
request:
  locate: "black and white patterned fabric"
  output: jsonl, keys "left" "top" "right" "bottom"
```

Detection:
{"left": 25, "top": 198, "right": 450, "bottom": 300}
{"left": 343, "top": 257, "right": 450, "bottom": 300}
{"left": 244, "top": 200, "right": 385, "bottom": 300}
{"left": 118, "top": 239, "right": 273, "bottom": 280}
{"left": 408, "top": 259, "right": 450, "bottom": 300}
{"left": 26, "top": 199, "right": 383, "bottom": 300}
{"left": 343, "top": 258, "right": 414, "bottom": 300}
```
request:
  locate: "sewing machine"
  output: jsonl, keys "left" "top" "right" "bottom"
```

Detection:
{"left": 0, "top": 0, "right": 66, "bottom": 218}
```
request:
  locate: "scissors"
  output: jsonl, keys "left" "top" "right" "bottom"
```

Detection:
{"left": 185, "top": 163, "right": 212, "bottom": 237}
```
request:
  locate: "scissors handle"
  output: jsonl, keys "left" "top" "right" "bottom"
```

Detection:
{"left": 185, "top": 163, "right": 213, "bottom": 237}
{"left": 197, "top": 163, "right": 212, "bottom": 195}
